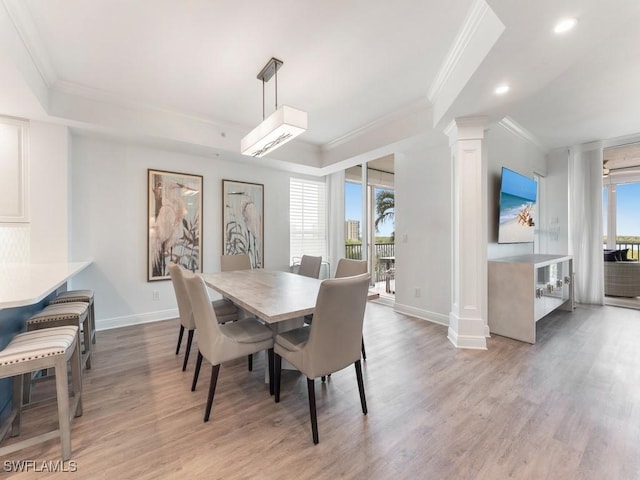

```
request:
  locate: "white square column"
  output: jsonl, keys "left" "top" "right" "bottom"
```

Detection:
{"left": 445, "top": 117, "right": 489, "bottom": 349}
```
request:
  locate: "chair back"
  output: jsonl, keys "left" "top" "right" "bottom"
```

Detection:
{"left": 183, "top": 273, "right": 224, "bottom": 362}
{"left": 304, "top": 273, "right": 370, "bottom": 377}
{"left": 168, "top": 263, "right": 195, "bottom": 330}
{"left": 221, "top": 254, "right": 251, "bottom": 272}
{"left": 298, "top": 255, "right": 322, "bottom": 279}
{"left": 335, "top": 259, "right": 367, "bottom": 278}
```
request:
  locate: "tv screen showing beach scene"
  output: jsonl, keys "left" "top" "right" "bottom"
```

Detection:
{"left": 498, "top": 167, "right": 537, "bottom": 244}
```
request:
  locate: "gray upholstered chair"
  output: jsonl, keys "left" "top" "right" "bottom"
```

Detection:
{"left": 221, "top": 254, "right": 251, "bottom": 272}
{"left": 297, "top": 255, "right": 322, "bottom": 279}
{"left": 307, "top": 258, "right": 368, "bottom": 365}
{"left": 335, "top": 259, "right": 368, "bottom": 361}
{"left": 169, "top": 263, "right": 240, "bottom": 371}
{"left": 184, "top": 273, "right": 275, "bottom": 422}
{"left": 220, "top": 254, "right": 255, "bottom": 370}
{"left": 274, "top": 272, "right": 370, "bottom": 444}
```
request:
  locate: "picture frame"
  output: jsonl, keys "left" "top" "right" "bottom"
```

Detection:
{"left": 148, "top": 169, "right": 203, "bottom": 281}
{"left": 222, "top": 179, "right": 264, "bottom": 268}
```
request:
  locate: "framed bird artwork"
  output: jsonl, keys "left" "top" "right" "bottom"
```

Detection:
{"left": 222, "top": 179, "right": 264, "bottom": 269}
{"left": 148, "top": 169, "right": 203, "bottom": 281}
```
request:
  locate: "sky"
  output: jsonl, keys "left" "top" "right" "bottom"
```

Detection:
{"left": 345, "top": 182, "right": 394, "bottom": 237}
{"left": 614, "top": 182, "right": 640, "bottom": 236}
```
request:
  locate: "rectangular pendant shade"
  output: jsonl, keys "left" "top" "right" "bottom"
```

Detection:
{"left": 241, "top": 105, "right": 307, "bottom": 157}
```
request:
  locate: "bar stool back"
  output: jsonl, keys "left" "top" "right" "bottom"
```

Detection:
{"left": 0, "top": 326, "right": 82, "bottom": 461}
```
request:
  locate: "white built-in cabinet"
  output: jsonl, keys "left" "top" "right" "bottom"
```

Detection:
{"left": 0, "top": 117, "right": 28, "bottom": 223}
{"left": 488, "top": 254, "right": 573, "bottom": 344}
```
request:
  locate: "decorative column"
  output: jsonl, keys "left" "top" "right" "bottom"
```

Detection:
{"left": 445, "top": 117, "right": 488, "bottom": 349}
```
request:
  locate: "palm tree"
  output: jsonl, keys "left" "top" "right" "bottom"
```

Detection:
{"left": 375, "top": 189, "right": 394, "bottom": 239}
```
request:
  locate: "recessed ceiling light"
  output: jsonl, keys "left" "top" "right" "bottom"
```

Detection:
{"left": 495, "top": 84, "right": 510, "bottom": 95}
{"left": 554, "top": 18, "right": 577, "bottom": 34}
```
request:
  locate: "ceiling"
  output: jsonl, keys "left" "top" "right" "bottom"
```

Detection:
{"left": 2, "top": 0, "right": 640, "bottom": 173}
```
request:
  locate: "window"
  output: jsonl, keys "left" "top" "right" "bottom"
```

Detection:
{"left": 290, "top": 177, "right": 327, "bottom": 264}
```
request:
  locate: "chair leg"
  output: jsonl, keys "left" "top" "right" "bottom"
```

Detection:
{"left": 354, "top": 360, "right": 367, "bottom": 415}
{"left": 361, "top": 338, "right": 367, "bottom": 360}
{"left": 204, "top": 364, "right": 221, "bottom": 422}
{"left": 267, "top": 348, "right": 274, "bottom": 395}
{"left": 247, "top": 354, "right": 253, "bottom": 371}
{"left": 176, "top": 325, "right": 185, "bottom": 355}
{"left": 307, "top": 378, "right": 319, "bottom": 444}
{"left": 274, "top": 353, "right": 282, "bottom": 403}
{"left": 182, "top": 329, "right": 194, "bottom": 372}
{"left": 191, "top": 351, "right": 203, "bottom": 391}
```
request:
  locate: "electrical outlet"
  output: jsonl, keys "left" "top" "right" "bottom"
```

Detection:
{"left": 152, "top": 290, "right": 160, "bottom": 301}
{"left": 414, "top": 287, "right": 421, "bottom": 298}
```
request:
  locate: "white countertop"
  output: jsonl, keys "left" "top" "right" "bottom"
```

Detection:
{"left": 0, "top": 261, "right": 91, "bottom": 309}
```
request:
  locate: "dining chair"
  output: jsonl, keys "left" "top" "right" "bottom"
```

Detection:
{"left": 306, "top": 258, "right": 368, "bottom": 367}
{"left": 184, "top": 273, "right": 275, "bottom": 422}
{"left": 335, "top": 259, "right": 369, "bottom": 361}
{"left": 169, "top": 263, "right": 239, "bottom": 371}
{"left": 297, "top": 255, "right": 322, "bottom": 279}
{"left": 274, "top": 273, "right": 370, "bottom": 444}
{"left": 220, "top": 254, "right": 255, "bottom": 371}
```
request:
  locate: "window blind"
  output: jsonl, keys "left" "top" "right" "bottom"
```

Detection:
{"left": 290, "top": 177, "right": 328, "bottom": 264}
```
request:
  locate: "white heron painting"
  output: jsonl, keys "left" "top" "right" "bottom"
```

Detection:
{"left": 222, "top": 180, "right": 264, "bottom": 269}
{"left": 148, "top": 169, "right": 203, "bottom": 281}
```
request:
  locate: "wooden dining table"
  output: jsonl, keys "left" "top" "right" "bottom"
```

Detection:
{"left": 200, "top": 269, "right": 322, "bottom": 332}
{"left": 200, "top": 268, "right": 378, "bottom": 331}
{"left": 200, "top": 268, "right": 378, "bottom": 378}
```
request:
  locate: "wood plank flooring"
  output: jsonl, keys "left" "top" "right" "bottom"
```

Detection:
{"left": 2, "top": 302, "right": 640, "bottom": 479}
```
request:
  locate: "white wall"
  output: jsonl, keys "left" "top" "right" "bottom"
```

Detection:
{"left": 544, "top": 148, "right": 570, "bottom": 254}
{"left": 394, "top": 139, "right": 452, "bottom": 325}
{"left": 29, "top": 121, "right": 69, "bottom": 262}
{"left": 485, "top": 123, "right": 548, "bottom": 259}
{"left": 69, "top": 134, "right": 293, "bottom": 330}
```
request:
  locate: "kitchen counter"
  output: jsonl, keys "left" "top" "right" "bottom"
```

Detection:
{"left": 0, "top": 261, "right": 91, "bottom": 309}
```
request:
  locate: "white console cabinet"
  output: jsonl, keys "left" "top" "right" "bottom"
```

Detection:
{"left": 488, "top": 254, "right": 573, "bottom": 344}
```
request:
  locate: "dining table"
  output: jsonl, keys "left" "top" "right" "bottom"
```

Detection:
{"left": 199, "top": 268, "right": 378, "bottom": 379}
{"left": 200, "top": 268, "right": 379, "bottom": 331}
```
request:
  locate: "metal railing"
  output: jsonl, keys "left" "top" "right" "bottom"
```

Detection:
{"left": 345, "top": 243, "right": 395, "bottom": 260}
{"left": 345, "top": 243, "right": 395, "bottom": 283}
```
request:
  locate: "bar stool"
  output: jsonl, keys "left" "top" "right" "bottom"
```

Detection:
{"left": 0, "top": 325, "right": 83, "bottom": 461}
{"left": 49, "top": 290, "right": 96, "bottom": 344}
{"left": 27, "top": 303, "right": 92, "bottom": 370}
{"left": 23, "top": 303, "right": 92, "bottom": 405}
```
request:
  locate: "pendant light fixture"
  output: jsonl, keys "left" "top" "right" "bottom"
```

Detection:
{"left": 241, "top": 57, "right": 307, "bottom": 158}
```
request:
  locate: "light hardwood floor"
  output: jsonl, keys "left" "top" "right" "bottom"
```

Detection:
{"left": 2, "top": 302, "right": 640, "bottom": 479}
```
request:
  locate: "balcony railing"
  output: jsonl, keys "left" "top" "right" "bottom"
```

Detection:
{"left": 345, "top": 243, "right": 395, "bottom": 283}
{"left": 345, "top": 243, "right": 394, "bottom": 260}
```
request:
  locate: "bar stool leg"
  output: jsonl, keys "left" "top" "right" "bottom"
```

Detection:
{"left": 82, "top": 315, "right": 92, "bottom": 370}
{"left": 54, "top": 355, "right": 72, "bottom": 461}
{"left": 70, "top": 335, "right": 83, "bottom": 418}
{"left": 11, "top": 375, "right": 22, "bottom": 437}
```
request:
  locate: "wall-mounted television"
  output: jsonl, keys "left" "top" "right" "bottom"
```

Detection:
{"left": 498, "top": 167, "right": 537, "bottom": 244}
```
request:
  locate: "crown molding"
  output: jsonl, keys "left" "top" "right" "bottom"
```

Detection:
{"left": 427, "top": 0, "right": 490, "bottom": 104}
{"left": 498, "top": 116, "right": 548, "bottom": 153}
{"left": 322, "top": 98, "right": 431, "bottom": 152}
{"left": 2, "top": 0, "right": 56, "bottom": 86}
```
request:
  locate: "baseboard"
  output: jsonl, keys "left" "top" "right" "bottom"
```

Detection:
{"left": 447, "top": 326, "right": 488, "bottom": 350}
{"left": 393, "top": 302, "right": 450, "bottom": 326}
{"left": 96, "top": 309, "right": 178, "bottom": 331}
